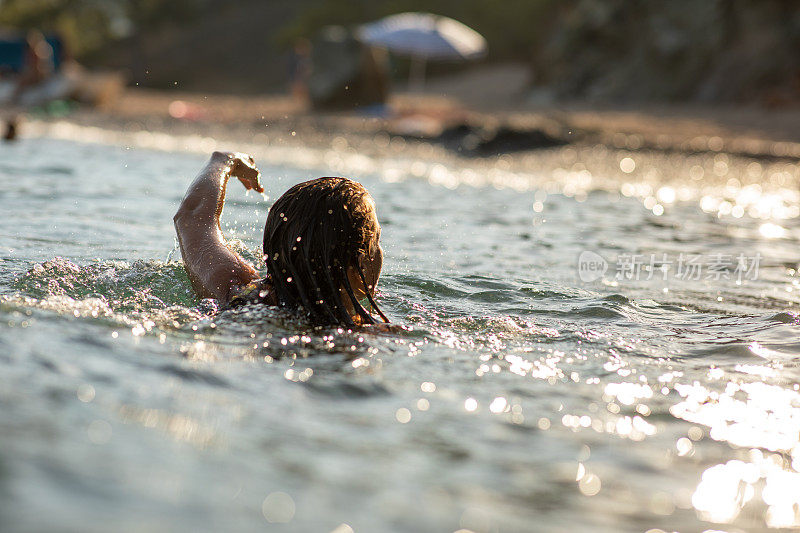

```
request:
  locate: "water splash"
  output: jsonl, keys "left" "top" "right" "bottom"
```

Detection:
{"left": 6, "top": 257, "right": 202, "bottom": 329}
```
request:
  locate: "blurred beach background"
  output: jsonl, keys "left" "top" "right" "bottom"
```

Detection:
{"left": 2, "top": 0, "right": 800, "bottom": 152}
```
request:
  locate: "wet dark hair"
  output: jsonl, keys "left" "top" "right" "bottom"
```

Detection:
{"left": 263, "top": 177, "right": 388, "bottom": 328}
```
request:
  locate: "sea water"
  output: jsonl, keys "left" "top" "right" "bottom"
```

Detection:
{"left": 1, "top": 133, "right": 800, "bottom": 532}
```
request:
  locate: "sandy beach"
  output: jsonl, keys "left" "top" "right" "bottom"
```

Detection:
{"left": 20, "top": 83, "right": 800, "bottom": 165}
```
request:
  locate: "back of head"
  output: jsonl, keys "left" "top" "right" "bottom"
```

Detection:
{"left": 263, "top": 177, "right": 385, "bottom": 327}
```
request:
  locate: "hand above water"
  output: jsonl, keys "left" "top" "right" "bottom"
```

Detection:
{"left": 213, "top": 151, "right": 263, "bottom": 193}
{"left": 174, "top": 151, "right": 264, "bottom": 302}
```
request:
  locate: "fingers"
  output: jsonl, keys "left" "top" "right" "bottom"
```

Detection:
{"left": 239, "top": 163, "right": 260, "bottom": 180}
{"left": 233, "top": 152, "right": 256, "bottom": 169}
{"left": 222, "top": 152, "right": 264, "bottom": 193}
{"left": 231, "top": 155, "right": 259, "bottom": 177}
{"left": 237, "top": 176, "right": 252, "bottom": 190}
{"left": 237, "top": 174, "right": 264, "bottom": 194}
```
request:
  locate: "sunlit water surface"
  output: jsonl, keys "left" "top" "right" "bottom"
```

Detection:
{"left": 2, "top": 136, "right": 800, "bottom": 533}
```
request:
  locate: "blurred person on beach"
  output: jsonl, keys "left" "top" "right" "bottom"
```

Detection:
{"left": 174, "top": 152, "right": 390, "bottom": 329}
{"left": 11, "top": 30, "right": 55, "bottom": 102}
{"left": 3, "top": 30, "right": 57, "bottom": 141}
{"left": 3, "top": 31, "right": 55, "bottom": 141}
{"left": 287, "top": 38, "right": 311, "bottom": 102}
{"left": 2, "top": 118, "right": 16, "bottom": 141}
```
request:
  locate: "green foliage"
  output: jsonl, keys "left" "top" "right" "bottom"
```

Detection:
{"left": 0, "top": 0, "right": 207, "bottom": 58}
{"left": 124, "top": 0, "right": 207, "bottom": 29}
{"left": 0, "top": 0, "right": 114, "bottom": 56}
{"left": 0, "top": 0, "right": 556, "bottom": 62}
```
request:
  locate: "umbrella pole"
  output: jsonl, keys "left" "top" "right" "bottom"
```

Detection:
{"left": 408, "top": 56, "right": 427, "bottom": 91}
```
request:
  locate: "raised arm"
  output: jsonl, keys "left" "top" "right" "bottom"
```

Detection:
{"left": 174, "top": 151, "right": 264, "bottom": 303}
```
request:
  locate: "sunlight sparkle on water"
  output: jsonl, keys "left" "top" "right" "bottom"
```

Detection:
{"left": 671, "top": 381, "right": 800, "bottom": 452}
{"left": 759, "top": 222, "right": 787, "bottom": 239}
{"left": 670, "top": 379, "right": 800, "bottom": 526}
{"left": 262, "top": 492, "right": 295, "bottom": 523}
{"left": 693, "top": 455, "right": 800, "bottom": 527}
{"left": 395, "top": 408, "right": 411, "bottom": 423}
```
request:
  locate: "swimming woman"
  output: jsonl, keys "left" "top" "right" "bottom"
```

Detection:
{"left": 174, "top": 151, "right": 389, "bottom": 328}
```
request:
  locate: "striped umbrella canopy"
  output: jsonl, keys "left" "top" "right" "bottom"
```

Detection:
{"left": 357, "top": 12, "right": 487, "bottom": 61}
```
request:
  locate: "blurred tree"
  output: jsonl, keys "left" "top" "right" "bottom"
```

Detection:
{"left": 123, "top": 0, "right": 207, "bottom": 29}
{"left": 0, "top": 0, "right": 116, "bottom": 56}
{"left": 121, "top": 0, "right": 208, "bottom": 83}
{"left": 0, "top": 0, "right": 207, "bottom": 58}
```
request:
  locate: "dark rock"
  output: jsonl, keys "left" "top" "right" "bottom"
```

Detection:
{"left": 528, "top": 0, "right": 800, "bottom": 103}
{"left": 408, "top": 123, "right": 568, "bottom": 157}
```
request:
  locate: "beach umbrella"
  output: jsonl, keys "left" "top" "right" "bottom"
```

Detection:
{"left": 357, "top": 12, "right": 487, "bottom": 89}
